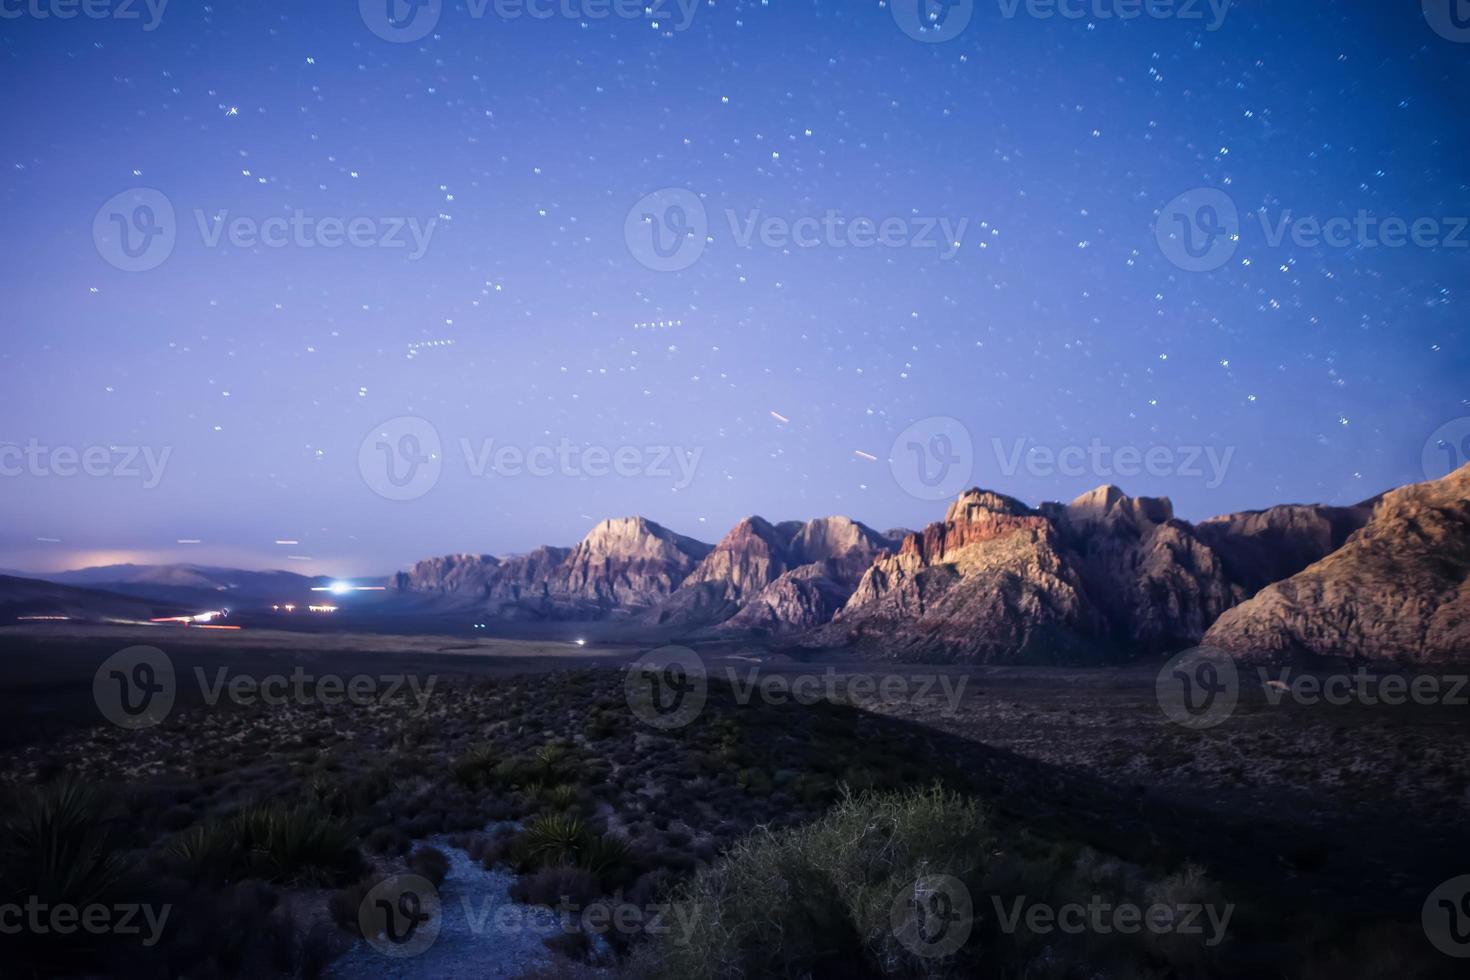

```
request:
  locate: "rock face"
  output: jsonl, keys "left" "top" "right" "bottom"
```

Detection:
{"left": 1203, "top": 464, "right": 1470, "bottom": 663}
{"left": 821, "top": 490, "right": 1104, "bottom": 663}
{"left": 1195, "top": 502, "right": 1373, "bottom": 594}
{"left": 391, "top": 471, "right": 1468, "bottom": 663}
{"left": 652, "top": 516, "right": 900, "bottom": 631}
{"left": 555, "top": 518, "right": 710, "bottom": 609}
{"left": 392, "top": 518, "right": 707, "bottom": 619}
{"left": 1045, "top": 486, "right": 1243, "bottom": 654}
{"left": 717, "top": 517, "right": 902, "bottom": 633}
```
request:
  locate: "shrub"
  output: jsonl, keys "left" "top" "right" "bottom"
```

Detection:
{"left": 509, "top": 865, "right": 600, "bottom": 907}
{"left": 165, "top": 821, "right": 240, "bottom": 887}
{"left": 523, "top": 813, "right": 588, "bottom": 867}
{"left": 644, "top": 785, "right": 987, "bottom": 979}
{"left": 408, "top": 845, "right": 451, "bottom": 887}
{"left": 234, "top": 803, "right": 362, "bottom": 885}
{"left": 168, "top": 803, "right": 361, "bottom": 887}
{"left": 0, "top": 779, "right": 127, "bottom": 909}
{"left": 451, "top": 745, "right": 498, "bottom": 790}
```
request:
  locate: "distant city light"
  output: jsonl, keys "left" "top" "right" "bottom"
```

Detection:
{"left": 309, "top": 582, "right": 387, "bottom": 594}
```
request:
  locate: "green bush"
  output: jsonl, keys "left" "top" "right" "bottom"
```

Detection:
{"left": 167, "top": 803, "right": 361, "bottom": 886}
{"left": 522, "top": 813, "right": 588, "bottom": 867}
{"left": 451, "top": 745, "right": 498, "bottom": 790}
{"left": 644, "top": 784, "right": 986, "bottom": 979}
{"left": 0, "top": 779, "right": 127, "bottom": 909}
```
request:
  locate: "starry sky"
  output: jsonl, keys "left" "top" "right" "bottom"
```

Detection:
{"left": 1, "top": 0, "right": 1466, "bottom": 576}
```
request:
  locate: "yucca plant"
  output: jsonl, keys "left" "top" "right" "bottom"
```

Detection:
{"left": 164, "top": 820, "right": 240, "bottom": 886}
{"left": 0, "top": 780, "right": 127, "bottom": 909}
{"left": 546, "top": 784, "right": 580, "bottom": 811}
{"left": 451, "top": 745, "right": 497, "bottom": 789}
{"left": 577, "top": 833, "right": 631, "bottom": 878}
{"left": 522, "top": 812, "right": 588, "bottom": 867}
{"left": 233, "top": 802, "right": 362, "bottom": 885}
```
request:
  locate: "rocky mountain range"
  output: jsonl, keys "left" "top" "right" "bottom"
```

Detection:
{"left": 1204, "top": 463, "right": 1470, "bottom": 663}
{"left": 392, "top": 463, "right": 1470, "bottom": 663}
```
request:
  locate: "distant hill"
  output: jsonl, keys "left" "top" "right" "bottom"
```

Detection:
{"left": 0, "top": 574, "right": 187, "bottom": 623}
{"left": 23, "top": 564, "right": 357, "bottom": 610}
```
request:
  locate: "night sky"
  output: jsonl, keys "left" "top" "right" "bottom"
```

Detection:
{"left": 1, "top": 0, "right": 1466, "bottom": 576}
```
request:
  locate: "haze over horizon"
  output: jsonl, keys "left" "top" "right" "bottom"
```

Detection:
{"left": 3, "top": 1, "right": 1467, "bottom": 577}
